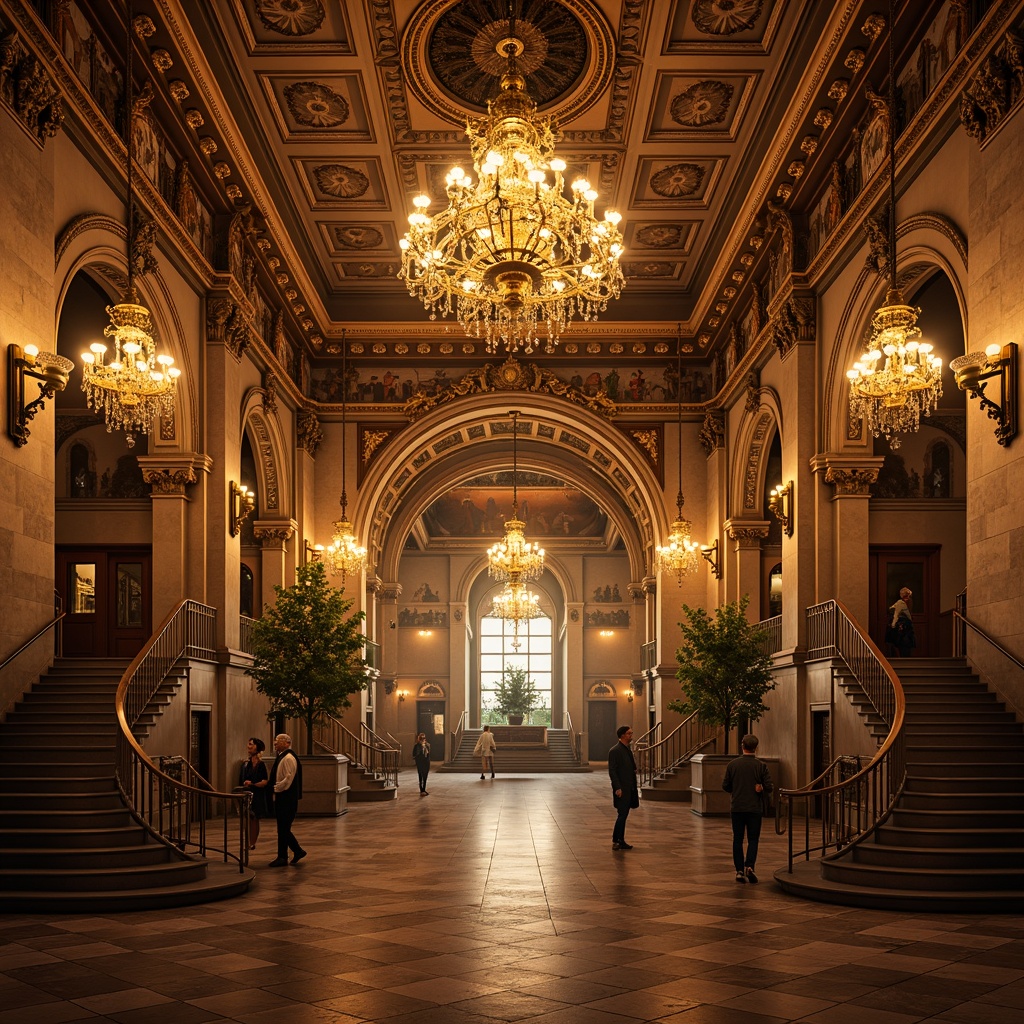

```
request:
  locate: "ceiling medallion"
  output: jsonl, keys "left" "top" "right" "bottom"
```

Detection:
{"left": 255, "top": 0, "right": 325, "bottom": 37}
{"left": 670, "top": 80, "right": 733, "bottom": 127}
{"left": 284, "top": 82, "right": 350, "bottom": 128}
{"left": 691, "top": 0, "right": 764, "bottom": 36}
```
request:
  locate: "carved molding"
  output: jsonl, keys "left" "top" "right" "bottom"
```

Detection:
{"left": 207, "top": 296, "right": 252, "bottom": 360}
{"left": 825, "top": 465, "right": 879, "bottom": 495}
{"left": 0, "top": 28, "right": 64, "bottom": 144}
{"left": 136, "top": 454, "right": 202, "bottom": 496}
{"left": 698, "top": 410, "right": 725, "bottom": 456}
{"left": 253, "top": 519, "right": 296, "bottom": 546}
{"left": 725, "top": 519, "right": 771, "bottom": 546}
{"left": 297, "top": 408, "right": 323, "bottom": 456}
{"left": 960, "top": 27, "right": 1024, "bottom": 144}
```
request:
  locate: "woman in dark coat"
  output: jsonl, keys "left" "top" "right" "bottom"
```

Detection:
{"left": 412, "top": 732, "right": 431, "bottom": 795}
{"left": 240, "top": 737, "right": 270, "bottom": 848}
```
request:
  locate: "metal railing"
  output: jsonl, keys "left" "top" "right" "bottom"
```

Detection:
{"left": 314, "top": 714, "right": 399, "bottom": 788}
{"left": 634, "top": 721, "right": 661, "bottom": 750}
{"left": 360, "top": 721, "right": 402, "bottom": 763}
{"left": 115, "top": 600, "right": 251, "bottom": 871}
{"left": 0, "top": 606, "right": 65, "bottom": 679}
{"left": 757, "top": 614, "right": 783, "bottom": 657}
{"left": 450, "top": 709, "right": 468, "bottom": 763}
{"left": 777, "top": 599, "right": 906, "bottom": 872}
{"left": 563, "top": 711, "right": 582, "bottom": 763}
{"left": 239, "top": 614, "right": 257, "bottom": 655}
{"left": 640, "top": 639, "right": 657, "bottom": 673}
{"left": 953, "top": 589, "right": 1024, "bottom": 719}
{"left": 363, "top": 638, "right": 381, "bottom": 672}
{"left": 635, "top": 710, "right": 720, "bottom": 789}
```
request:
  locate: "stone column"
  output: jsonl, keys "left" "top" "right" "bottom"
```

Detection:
{"left": 565, "top": 602, "right": 585, "bottom": 735}
{"left": 699, "top": 410, "right": 727, "bottom": 606}
{"left": 724, "top": 520, "right": 770, "bottom": 617}
{"left": 253, "top": 520, "right": 296, "bottom": 621}
{"left": 374, "top": 583, "right": 402, "bottom": 735}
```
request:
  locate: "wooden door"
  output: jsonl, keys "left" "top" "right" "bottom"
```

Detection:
{"left": 868, "top": 546, "right": 941, "bottom": 657}
{"left": 588, "top": 700, "right": 618, "bottom": 761}
{"left": 417, "top": 700, "right": 446, "bottom": 761}
{"left": 56, "top": 547, "right": 152, "bottom": 658}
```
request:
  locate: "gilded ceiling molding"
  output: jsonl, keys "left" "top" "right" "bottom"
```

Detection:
{"left": 0, "top": 28, "right": 64, "bottom": 144}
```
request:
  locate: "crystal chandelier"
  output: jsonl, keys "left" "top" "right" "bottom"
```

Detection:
{"left": 398, "top": 3, "right": 625, "bottom": 356}
{"left": 657, "top": 327, "right": 701, "bottom": 585}
{"left": 487, "top": 411, "right": 544, "bottom": 582}
{"left": 80, "top": 1, "right": 179, "bottom": 449}
{"left": 847, "top": 0, "right": 941, "bottom": 450}
{"left": 322, "top": 333, "right": 366, "bottom": 590}
{"left": 492, "top": 581, "right": 542, "bottom": 650}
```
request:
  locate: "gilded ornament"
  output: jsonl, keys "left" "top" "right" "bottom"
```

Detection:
{"left": 739, "top": 253, "right": 754, "bottom": 267}
{"left": 610, "top": 343, "right": 623, "bottom": 354}
{"left": 715, "top": 302, "right": 727, "bottom": 314}
{"left": 632, "top": 342, "right": 647, "bottom": 354}
{"left": 813, "top": 108, "right": 833, "bottom": 130}
{"left": 199, "top": 136, "right": 217, "bottom": 155}
{"left": 395, "top": 343, "right": 409, "bottom": 355}
{"left": 787, "top": 161, "right": 805, "bottom": 179}
{"left": 828, "top": 78, "right": 850, "bottom": 103}
{"left": 168, "top": 80, "right": 189, "bottom": 102}
{"left": 586, "top": 342, "right": 601, "bottom": 354}
{"left": 800, "top": 134, "right": 819, "bottom": 156}
{"left": 776, "top": 182, "right": 793, "bottom": 200}
{"left": 185, "top": 109, "right": 204, "bottom": 130}
{"left": 650, "top": 162, "right": 705, "bottom": 198}
{"left": 669, "top": 80, "right": 733, "bottom": 127}
{"left": 151, "top": 49, "right": 173, "bottom": 74}
{"left": 862, "top": 13, "right": 886, "bottom": 42}
{"left": 314, "top": 164, "right": 370, "bottom": 199}
{"left": 692, "top": 0, "right": 764, "bottom": 35}
{"left": 284, "top": 81, "right": 350, "bottom": 128}
{"left": 226, "top": 184, "right": 243, "bottom": 200}
{"left": 417, "top": 343, "right": 430, "bottom": 354}
{"left": 440, "top": 342, "right": 454, "bottom": 354}
{"left": 845, "top": 48, "right": 866, "bottom": 74}
{"left": 461, "top": 343, "right": 475, "bottom": 354}
{"left": 724, "top": 286, "right": 737, "bottom": 298}
{"left": 133, "top": 15, "right": 157, "bottom": 37}
{"left": 255, "top": 0, "right": 325, "bottom": 36}
{"left": 213, "top": 162, "right": 231, "bottom": 178}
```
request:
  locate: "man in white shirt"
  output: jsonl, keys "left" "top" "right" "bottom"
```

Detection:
{"left": 267, "top": 733, "right": 306, "bottom": 867}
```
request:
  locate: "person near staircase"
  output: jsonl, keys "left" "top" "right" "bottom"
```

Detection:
{"left": 608, "top": 725, "right": 639, "bottom": 850}
{"left": 413, "top": 732, "right": 431, "bottom": 794}
{"left": 888, "top": 587, "right": 916, "bottom": 658}
{"left": 722, "top": 733, "right": 772, "bottom": 883}
{"left": 240, "top": 737, "right": 270, "bottom": 850}
{"left": 268, "top": 734, "right": 306, "bottom": 867}
{"left": 473, "top": 725, "right": 497, "bottom": 779}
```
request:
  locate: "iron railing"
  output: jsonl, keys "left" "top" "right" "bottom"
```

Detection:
{"left": 0, "top": 605, "right": 65, "bottom": 678}
{"left": 360, "top": 721, "right": 402, "bottom": 764}
{"left": 953, "top": 589, "right": 1024, "bottom": 719}
{"left": 563, "top": 711, "right": 582, "bottom": 763}
{"left": 635, "top": 710, "right": 720, "bottom": 789}
{"left": 640, "top": 639, "right": 657, "bottom": 673}
{"left": 115, "top": 600, "right": 250, "bottom": 871}
{"left": 757, "top": 614, "right": 783, "bottom": 657}
{"left": 238, "top": 614, "right": 257, "bottom": 655}
{"left": 777, "top": 599, "right": 906, "bottom": 872}
{"left": 314, "top": 714, "right": 399, "bottom": 788}
{"left": 450, "top": 709, "right": 468, "bottom": 763}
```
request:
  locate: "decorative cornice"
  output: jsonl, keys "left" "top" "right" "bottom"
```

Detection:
{"left": 0, "top": 24, "right": 64, "bottom": 145}
{"left": 253, "top": 519, "right": 297, "bottom": 546}
{"left": 136, "top": 454, "right": 202, "bottom": 495}
{"left": 725, "top": 519, "right": 771, "bottom": 545}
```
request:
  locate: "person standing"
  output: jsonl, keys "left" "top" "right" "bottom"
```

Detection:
{"left": 722, "top": 733, "right": 773, "bottom": 883}
{"left": 413, "top": 732, "right": 431, "bottom": 795}
{"left": 473, "top": 725, "right": 497, "bottom": 779}
{"left": 889, "top": 587, "right": 916, "bottom": 658}
{"left": 267, "top": 733, "right": 306, "bottom": 867}
{"left": 240, "top": 737, "right": 269, "bottom": 850}
{"left": 607, "top": 725, "right": 639, "bottom": 850}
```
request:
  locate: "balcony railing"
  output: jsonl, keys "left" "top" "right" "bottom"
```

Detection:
{"left": 757, "top": 614, "right": 782, "bottom": 657}
{"left": 239, "top": 614, "right": 257, "bottom": 656}
{"left": 777, "top": 599, "right": 906, "bottom": 872}
{"left": 363, "top": 637, "right": 381, "bottom": 672}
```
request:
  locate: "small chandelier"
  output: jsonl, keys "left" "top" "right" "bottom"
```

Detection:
{"left": 398, "top": 2, "right": 625, "bottom": 355}
{"left": 81, "top": 1, "right": 180, "bottom": 448}
{"left": 657, "top": 327, "right": 701, "bottom": 585}
{"left": 492, "top": 580, "right": 542, "bottom": 650}
{"left": 322, "top": 332, "right": 366, "bottom": 590}
{"left": 847, "top": 0, "right": 942, "bottom": 450}
{"left": 487, "top": 410, "right": 544, "bottom": 582}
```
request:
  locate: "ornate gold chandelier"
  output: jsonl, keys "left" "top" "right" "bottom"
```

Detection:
{"left": 322, "top": 333, "right": 366, "bottom": 590}
{"left": 657, "top": 328, "right": 702, "bottom": 585}
{"left": 81, "top": 1, "right": 179, "bottom": 449}
{"left": 492, "top": 580, "right": 542, "bottom": 650}
{"left": 398, "top": 4, "right": 625, "bottom": 356}
{"left": 487, "top": 411, "right": 544, "bottom": 582}
{"left": 847, "top": 0, "right": 941, "bottom": 449}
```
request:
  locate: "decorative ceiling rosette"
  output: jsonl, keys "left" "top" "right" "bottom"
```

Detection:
{"left": 314, "top": 164, "right": 369, "bottom": 199}
{"left": 670, "top": 80, "right": 733, "bottom": 127}
{"left": 650, "top": 162, "right": 705, "bottom": 198}
{"left": 334, "top": 226, "right": 383, "bottom": 250}
{"left": 636, "top": 224, "right": 684, "bottom": 248}
{"left": 691, "top": 0, "right": 763, "bottom": 35}
{"left": 284, "top": 81, "right": 350, "bottom": 127}
{"left": 255, "top": 0, "right": 325, "bottom": 36}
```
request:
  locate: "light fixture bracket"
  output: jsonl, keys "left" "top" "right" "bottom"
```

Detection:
{"left": 229, "top": 481, "right": 255, "bottom": 537}
{"left": 769, "top": 481, "right": 794, "bottom": 536}
{"left": 7, "top": 343, "right": 74, "bottom": 447}
{"left": 951, "top": 342, "right": 1017, "bottom": 447}
{"left": 700, "top": 539, "right": 722, "bottom": 579}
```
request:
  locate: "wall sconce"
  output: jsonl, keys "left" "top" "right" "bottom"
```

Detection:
{"left": 769, "top": 481, "right": 794, "bottom": 536}
{"left": 950, "top": 342, "right": 1018, "bottom": 447}
{"left": 417, "top": 629, "right": 433, "bottom": 637}
{"left": 229, "top": 481, "right": 255, "bottom": 537}
{"left": 7, "top": 343, "right": 74, "bottom": 447}
{"left": 625, "top": 690, "right": 634, "bottom": 703}
{"left": 700, "top": 539, "right": 722, "bottom": 579}
{"left": 304, "top": 540, "right": 324, "bottom": 563}
{"left": 397, "top": 689, "right": 408, "bottom": 702}
{"left": 599, "top": 629, "right": 614, "bottom": 637}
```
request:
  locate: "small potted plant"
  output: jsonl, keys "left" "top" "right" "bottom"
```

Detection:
{"left": 490, "top": 666, "right": 540, "bottom": 725}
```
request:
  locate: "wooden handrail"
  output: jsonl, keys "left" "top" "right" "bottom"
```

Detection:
{"left": 777, "top": 599, "right": 906, "bottom": 872}
{"left": 115, "top": 600, "right": 251, "bottom": 871}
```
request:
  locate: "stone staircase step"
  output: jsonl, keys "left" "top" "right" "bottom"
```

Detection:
{"left": 0, "top": 761, "right": 114, "bottom": 779}
{"left": 851, "top": 842, "right": 1022, "bottom": 870}
{"left": 889, "top": 806, "right": 1024, "bottom": 829}
{"left": 0, "top": 790, "right": 124, "bottom": 811}
{"left": 874, "top": 824, "right": 1024, "bottom": 848}
{"left": 0, "top": 826, "right": 162, "bottom": 849}
{"left": 0, "top": 844, "right": 172, "bottom": 869}
{"left": 0, "top": 776, "right": 117, "bottom": 795}
{"left": 909, "top": 760, "right": 1023, "bottom": 778}
{"left": 905, "top": 774, "right": 1024, "bottom": 793}
{"left": 0, "top": 807, "right": 134, "bottom": 829}
{"left": 822, "top": 859, "right": 1024, "bottom": 892}
{"left": 0, "top": 858, "right": 210, "bottom": 893}
{"left": 898, "top": 791, "right": 1024, "bottom": 811}
{"left": 0, "top": 745, "right": 117, "bottom": 763}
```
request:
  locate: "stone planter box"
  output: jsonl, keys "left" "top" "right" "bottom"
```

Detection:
{"left": 690, "top": 753, "right": 780, "bottom": 817}
{"left": 292, "top": 754, "right": 350, "bottom": 817}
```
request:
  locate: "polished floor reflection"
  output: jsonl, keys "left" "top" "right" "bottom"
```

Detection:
{"left": 1, "top": 771, "right": 1022, "bottom": 1023}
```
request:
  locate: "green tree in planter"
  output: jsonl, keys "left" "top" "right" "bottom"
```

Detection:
{"left": 668, "top": 596, "right": 775, "bottom": 755}
{"left": 489, "top": 666, "right": 540, "bottom": 724}
{"left": 247, "top": 561, "right": 367, "bottom": 755}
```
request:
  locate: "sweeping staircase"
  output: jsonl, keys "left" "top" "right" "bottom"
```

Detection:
{"left": 776, "top": 654, "right": 1024, "bottom": 912}
{"left": 0, "top": 657, "right": 253, "bottom": 912}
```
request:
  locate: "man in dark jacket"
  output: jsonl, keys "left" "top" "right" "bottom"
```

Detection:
{"left": 722, "top": 733, "right": 773, "bottom": 883}
{"left": 267, "top": 733, "right": 306, "bottom": 867}
{"left": 607, "top": 725, "right": 639, "bottom": 850}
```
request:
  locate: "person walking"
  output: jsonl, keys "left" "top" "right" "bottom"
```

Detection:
{"left": 888, "top": 587, "right": 916, "bottom": 658}
{"left": 239, "top": 736, "right": 270, "bottom": 850}
{"left": 722, "top": 733, "right": 773, "bottom": 883}
{"left": 267, "top": 733, "right": 306, "bottom": 867}
{"left": 473, "top": 725, "right": 497, "bottom": 779}
{"left": 607, "top": 725, "right": 639, "bottom": 850}
{"left": 413, "top": 732, "right": 431, "bottom": 794}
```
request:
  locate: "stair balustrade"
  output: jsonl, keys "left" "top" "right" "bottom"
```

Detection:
{"left": 777, "top": 599, "right": 906, "bottom": 873}
{"left": 563, "top": 711, "right": 582, "bottom": 764}
{"left": 115, "top": 600, "right": 251, "bottom": 872}
{"left": 954, "top": 590, "right": 1024, "bottom": 719}
{"left": 450, "top": 709, "right": 468, "bottom": 763}
{"left": 313, "top": 714, "right": 399, "bottom": 787}
{"left": 635, "top": 710, "right": 719, "bottom": 789}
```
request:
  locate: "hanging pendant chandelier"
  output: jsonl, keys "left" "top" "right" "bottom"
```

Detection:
{"left": 657, "top": 327, "right": 701, "bottom": 585}
{"left": 492, "top": 580, "right": 542, "bottom": 650}
{"left": 398, "top": 2, "right": 625, "bottom": 356}
{"left": 81, "top": 1, "right": 180, "bottom": 449}
{"left": 487, "top": 410, "right": 544, "bottom": 582}
{"left": 847, "top": 0, "right": 942, "bottom": 449}
{"left": 322, "top": 332, "right": 366, "bottom": 590}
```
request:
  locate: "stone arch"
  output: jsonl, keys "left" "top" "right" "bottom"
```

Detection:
{"left": 418, "top": 680, "right": 445, "bottom": 698}
{"left": 729, "top": 406, "right": 780, "bottom": 521}
{"left": 588, "top": 680, "right": 617, "bottom": 698}
{"left": 53, "top": 213, "right": 197, "bottom": 452}
{"left": 823, "top": 213, "right": 968, "bottom": 455}
{"left": 240, "top": 391, "right": 291, "bottom": 518}
{"left": 354, "top": 393, "right": 670, "bottom": 590}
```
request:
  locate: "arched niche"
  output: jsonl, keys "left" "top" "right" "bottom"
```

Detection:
{"left": 729, "top": 406, "right": 780, "bottom": 521}
{"left": 240, "top": 391, "right": 291, "bottom": 519}
{"left": 354, "top": 394, "right": 670, "bottom": 591}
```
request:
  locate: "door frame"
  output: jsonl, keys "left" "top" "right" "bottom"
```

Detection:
{"left": 868, "top": 545, "right": 941, "bottom": 657}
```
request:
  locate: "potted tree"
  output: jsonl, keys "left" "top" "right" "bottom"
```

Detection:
{"left": 669, "top": 596, "right": 776, "bottom": 815}
{"left": 490, "top": 666, "right": 540, "bottom": 725}
{"left": 247, "top": 562, "right": 367, "bottom": 815}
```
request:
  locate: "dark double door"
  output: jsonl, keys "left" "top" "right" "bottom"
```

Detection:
{"left": 868, "top": 545, "right": 941, "bottom": 657}
{"left": 417, "top": 701, "right": 446, "bottom": 761}
{"left": 57, "top": 547, "right": 152, "bottom": 658}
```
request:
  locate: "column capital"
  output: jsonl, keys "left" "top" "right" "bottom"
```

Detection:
{"left": 641, "top": 575, "right": 657, "bottom": 597}
{"left": 377, "top": 583, "right": 403, "bottom": 602}
{"left": 725, "top": 518, "right": 771, "bottom": 547}
{"left": 137, "top": 453, "right": 210, "bottom": 496}
{"left": 253, "top": 518, "right": 296, "bottom": 548}
{"left": 812, "top": 453, "right": 885, "bottom": 497}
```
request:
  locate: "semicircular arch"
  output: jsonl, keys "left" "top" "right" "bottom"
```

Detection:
{"left": 729, "top": 401, "right": 780, "bottom": 521}
{"left": 241, "top": 392, "right": 292, "bottom": 519}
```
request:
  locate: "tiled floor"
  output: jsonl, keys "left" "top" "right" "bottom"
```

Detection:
{"left": 2, "top": 771, "right": 1023, "bottom": 1023}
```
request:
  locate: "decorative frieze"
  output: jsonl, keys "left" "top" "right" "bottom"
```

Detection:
{"left": 0, "top": 30, "right": 64, "bottom": 143}
{"left": 207, "top": 297, "right": 251, "bottom": 359}
{"left": 825, "top": 465, "right": 879, "bottom": 495}
{"left": 698, "top": 410, "right": 725, "bottom": 456}
{"left": 297, "top": 409, "right": 323, "bottom": 456}
{"left": 960, "top": 29, "right": 1024, "bottom": 143}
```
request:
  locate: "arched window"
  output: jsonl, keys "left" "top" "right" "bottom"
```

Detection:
{"left": 768, "top": 562, "right": 783, "bottom": 618}
{"left": 479, "top": 613, "right": 552, "bottom": 726}
{"left": 240, "top": 564, "right": 254, "bottom": 619}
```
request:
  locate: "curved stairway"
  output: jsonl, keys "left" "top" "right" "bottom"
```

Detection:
{"left": 0, "top": 658, "right": 254, "bottom": 912}
{"left": 776, "top": 658, "right": 1024, "bottom": 912}
{"left": 441, "top": 728, "right": 591, "bottom": 772}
